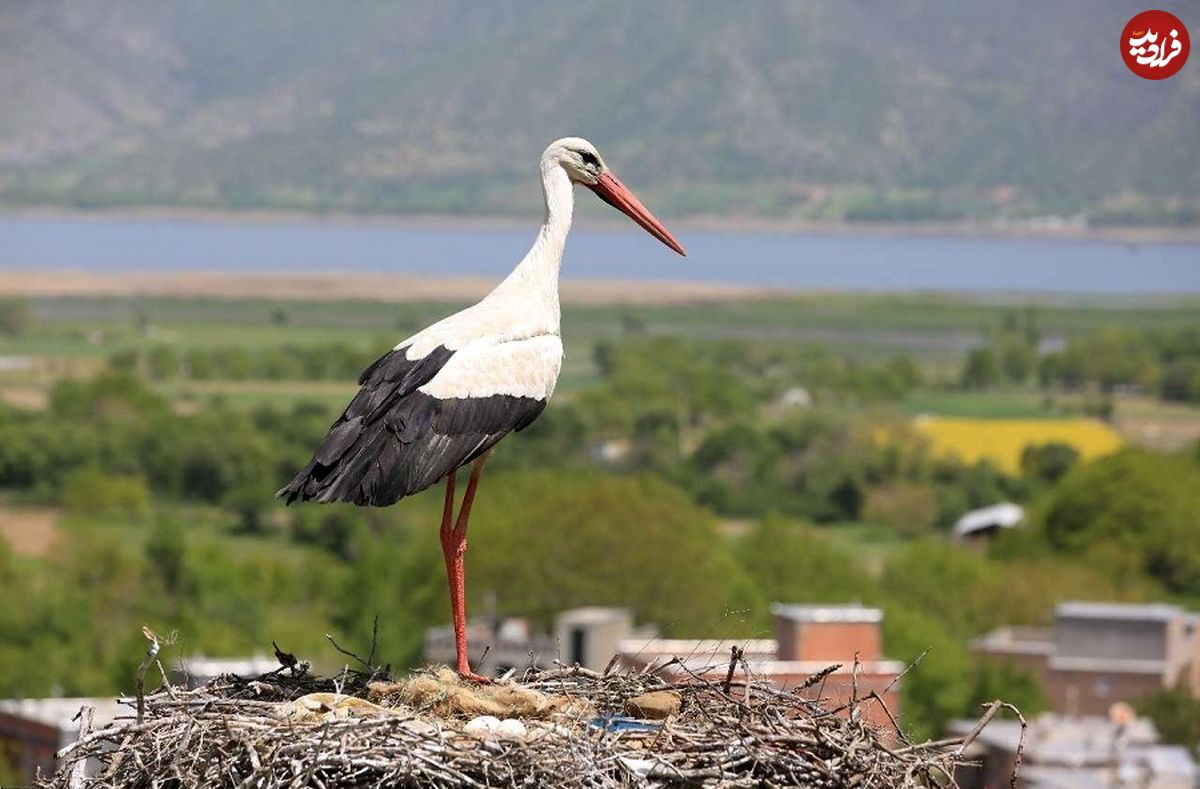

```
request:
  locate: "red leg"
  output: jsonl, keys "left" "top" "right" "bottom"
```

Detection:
{"left": 439, "top": 455, "right": 491, "bottom": 683}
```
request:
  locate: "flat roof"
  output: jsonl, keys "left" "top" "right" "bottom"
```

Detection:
{"left": 971, "top": 625, "right": 1054, "bottom": 648}
{"left": 618, "top": 638, "right": 777, "bottom": 660}
{"left": 953, "top": 502, "right": 1024, "bottom": 537}
{"left": 1056, "top": 601, "right": 1188, "bottom": 622}
{"left": 0, "top": 697, "right": 127, "bottom": 732}
{"left": 770, "top": 603, "right": 882, "bottom": 623}
{"left": 555, "top": 607, "right": 632, "bottom": 625}
{"left": 177, "top": 654, "right": 281, "bottom": 677}
{"left": 1049, "top": 656, "right": 1167, "bottom": 674}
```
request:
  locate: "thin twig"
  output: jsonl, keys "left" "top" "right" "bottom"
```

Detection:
{"left": 136, "top": 626, "right": 161, "bottom": 725}
{"left": 722, "top": 645, "right": 744, "bottom": 696}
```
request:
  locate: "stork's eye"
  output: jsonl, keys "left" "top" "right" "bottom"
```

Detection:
{"left": 579, "top": 151, "right": 599, "bottom": 167}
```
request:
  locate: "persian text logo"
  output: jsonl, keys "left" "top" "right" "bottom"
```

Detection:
{"left": 1122, "top": 10, "right": 1189, "bottom": 80}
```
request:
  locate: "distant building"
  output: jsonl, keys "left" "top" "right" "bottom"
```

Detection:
{"left": 948, "top": 710, "right": 1197, "bottom": 789}
{"left": 953, "top": 502, "right": 1024, "bottom": 542}
{"left": 973, "top": 601, "right": 1200, "bottom": 715}
{"left": 424, "top": 603, "right": 901, "bottom": 724}
{"left": 0, "top": 697, "right": 124, "bottom": 785}
{"left": 555, "top": 607, "right": 644, "bottom": 671}
{"left": 172, "top": 654, "right": 281, "bottom": 688}
{"left": 424, "top": 617, "right": 554, "bottom": 677}
{"left": 778, "top": 387, "right": 813, "bottom": 409}
{"left": 0, "top": 655, "right": 285, "bottom": 784}
{"left": 617, "top": 604, "right": 903, "bottom": 726}
{"left": 423, "top": 608, "right": 658, "bottom": 677}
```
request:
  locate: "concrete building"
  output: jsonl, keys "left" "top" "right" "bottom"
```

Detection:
{"left": 0, "top": 654, "right": 282, "bottom": 784}
{"left": 424, "top": 617, "right": 555, "bottom": 677}
{"left": 0, "top": 697, "right": 124, "bottom": 785}
{"left": 172, "top": 653, "right": 281, "bottom": 689}
{"left": 424, "top": 603, "right": 902, "bottom": 725}
{"left": 948, "top": 711, "right": 1197, "bottom": 789}
{"left": 617, "top": 604, "right": 903, "bottom": 726}
{"left": 424, "top": 607, "right": 658, "bottom": 676}
{"left": 973, "top": 601, "right": 1200, "bottom": 715}
{"left": 555, "top": 607, "right": 640, "bottom": 671}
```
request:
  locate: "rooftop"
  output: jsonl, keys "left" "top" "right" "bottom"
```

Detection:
{"left": 1048, "top": 655, "right": 1168, "bottom": 674}
{"left": 953, "top": 502, "right": 1024, "bottom": 537}
{"left": 1056, "top": 601, "right": 1190, "bottom": 622}
{"left": 971, "top": 626, "right": 1055, "bottom": 656}
{"left": 176, "top": 654, "right": 282, "bottom": 678}
{"left": 770, "top": 603, "right": 882, "bottom": 624}
{"left": 949, "top": 713, "right": 1197, "bottom": 789}
{"left": 555, "top": 607, "right": 632, "bottom": 625}
{"left": 617, "top": 638, "right": 778, "bottom": 661}
{"left": 0, "top": 697, "right": 125, "bottom": 733}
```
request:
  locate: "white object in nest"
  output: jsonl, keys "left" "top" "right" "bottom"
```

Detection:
{"left": 464, "top": 715, "right": 528, "bottom": 741}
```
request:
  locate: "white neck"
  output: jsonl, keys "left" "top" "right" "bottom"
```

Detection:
{"left": 491, "top": 160, "right": 574, "bottom": 323}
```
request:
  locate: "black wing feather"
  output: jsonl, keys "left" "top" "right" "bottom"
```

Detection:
{"left": 277, "top": 344, "right": 547, "bottom": 507}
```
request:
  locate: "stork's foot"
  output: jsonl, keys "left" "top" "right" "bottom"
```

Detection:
{"left": 457, "top": 668, "right": 492, "bottom": 685}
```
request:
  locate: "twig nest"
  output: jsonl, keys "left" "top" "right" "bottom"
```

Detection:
{"left": 624, "top": 690, "right": 681, "bottom": 720}
{"left": 464, "top": 715, "right": 528, "bottom": 741}
{"left": 371, "top": 668, "right": 591, "bottom": 719}
{"left": 278, "top": 692, "right": 398, "bottom": 723}
{"left": 400, "top": 718, "right": 439, "bottom": 737}
{"left": 56, "top": 666, "right": 988, "bottom": 786}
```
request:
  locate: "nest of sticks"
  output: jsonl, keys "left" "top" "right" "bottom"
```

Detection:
{"left": 47, "top": 650, "right": 1019, "bottom": 788}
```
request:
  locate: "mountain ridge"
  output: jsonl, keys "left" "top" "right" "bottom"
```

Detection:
{"left": 3, "top": 1, "right": 1197, "bottom": 223}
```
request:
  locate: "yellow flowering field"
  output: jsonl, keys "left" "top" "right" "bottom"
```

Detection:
{"left": 912, "top": 417, "right": 1125, "bottom": 473}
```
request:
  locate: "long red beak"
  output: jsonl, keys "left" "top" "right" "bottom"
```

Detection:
{"left": 587, "top": 171, "right": 686, "bottom": 256}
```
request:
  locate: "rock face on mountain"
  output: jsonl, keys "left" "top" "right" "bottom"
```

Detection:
{"left": 2, "top": 1, "right": 1196, "bottom": 220}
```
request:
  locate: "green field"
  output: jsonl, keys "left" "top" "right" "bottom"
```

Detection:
{"left": 6, "top": 292, "right": 1200, "bottom": 419}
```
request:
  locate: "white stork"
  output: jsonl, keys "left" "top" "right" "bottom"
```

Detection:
{"left": 279, "top": 137, "right": 685, "bottom": 681}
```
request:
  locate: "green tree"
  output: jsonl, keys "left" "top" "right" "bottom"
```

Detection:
{"left": 961, "top": 348, "right": 1000, "bottom": 389}
{"left": 968, "top": 661, "right": 1047, "bottom": 718}
{"left": 0, "top": 298, "right": 32, "bottom": 337}
{"left": 863, "top": 482, "right": 939, "bottom": 535}
{"left": 1137, "top": 687, "right": 1200, "bottom": 754}
{"left": 338, "top": 472, "right": 761, "bottom": 665}
{"left": 61, "top": 467, "right": 151, "bottom": 519}
{"left": 1041, "top": 451, "right": 1200, "bottom": 594}
{"left": 882, "top": 604, "right": 972, "bottom": 742}
{"left": 737, "top": 516, "right": 872, "bottom": 609}
{"left": 145, "top": 517, "right": 190, "bottom": 595}
{"left": 1019, "top": 442, "right": 1080, "bottom": 484}
{"left": 146, "top": 345, "right": 181, "bottom": 380}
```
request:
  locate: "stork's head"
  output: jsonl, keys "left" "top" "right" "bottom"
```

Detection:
{"left": 543, "top": 136, "right": 686, "bottom": 256}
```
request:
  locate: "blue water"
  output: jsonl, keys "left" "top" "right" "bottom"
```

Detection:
{"left": 2, "top": 215, "right": 1198, "bottom": 293}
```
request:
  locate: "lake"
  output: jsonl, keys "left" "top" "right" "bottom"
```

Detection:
{"left": 2, "top": 215, "right": 1198, "bottom": 294}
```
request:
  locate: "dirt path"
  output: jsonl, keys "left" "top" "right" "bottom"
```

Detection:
{"left": 0, "top": 269, "right": 769, "bottom": 306}
{"left": 0, "top": 504, "right": 61, "bottom": 556}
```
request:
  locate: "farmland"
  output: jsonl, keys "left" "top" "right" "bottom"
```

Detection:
{"left": 1, "top": 281, "right": 1198, "bottom": 744}
{"left": 913, "top": 417, "right": 1125, "bottom": 473}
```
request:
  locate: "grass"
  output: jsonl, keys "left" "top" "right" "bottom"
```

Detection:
{"left": 816, "top": 521, "right": 909, "bottom": 575}
{"left": 900, "top": 389, "right": 1066, "bottom": 419}
{"left": 7, "top": 291, "right": 1200, "bottom": 423}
